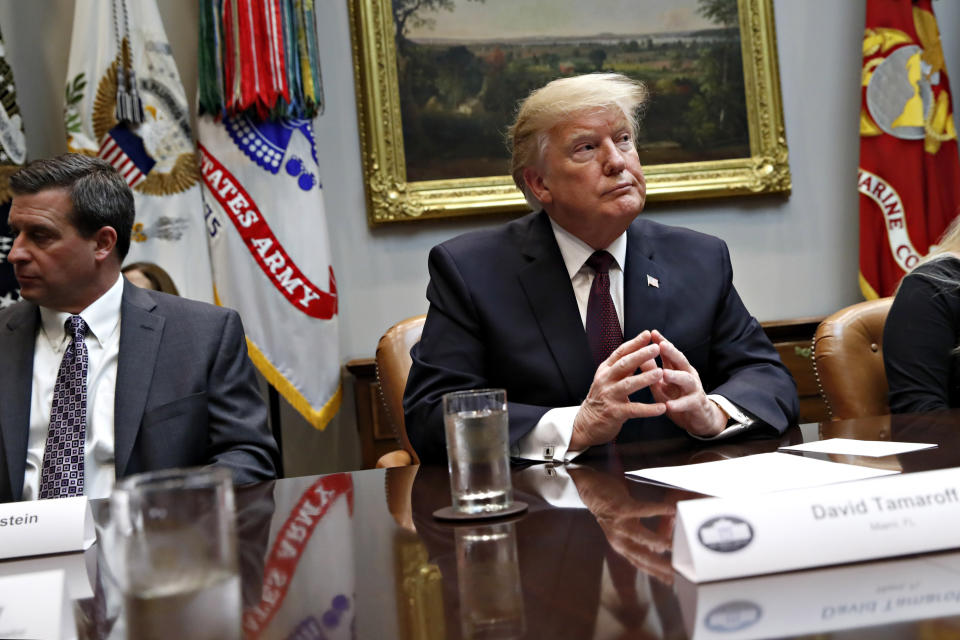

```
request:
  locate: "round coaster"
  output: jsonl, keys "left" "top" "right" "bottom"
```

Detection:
{"left": 432, "top": 500, "right": 528, "bottom": 522}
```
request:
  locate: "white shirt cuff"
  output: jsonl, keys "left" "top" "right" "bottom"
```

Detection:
{"left": 692, "top": 394, "right": 756, "bottom": 441}
{"left": 511, "top": 406, "right": 585, "bottom": 462}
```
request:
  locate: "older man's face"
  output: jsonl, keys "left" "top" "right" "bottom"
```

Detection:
{"left": 524, "top": 108, "right": 645, "bottom": 248}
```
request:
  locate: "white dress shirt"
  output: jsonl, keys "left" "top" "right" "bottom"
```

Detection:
{"left": 22, "top": 275, "right": 124, "bottom": 500}
{"left": 513, "top": 221, "right": 752, "bottom": 462}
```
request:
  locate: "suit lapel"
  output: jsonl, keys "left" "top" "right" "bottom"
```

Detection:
{"left": 114, "top": 282, "right": 164, "bottom": 477}
{"left": 517, "top": 212, "right": 595, "bottom": 400}
{"left": 624, "top": 220, "right": 667, "bottom": 341}
{"left": 0, "top": 303, "right": 39, "bottom": 500}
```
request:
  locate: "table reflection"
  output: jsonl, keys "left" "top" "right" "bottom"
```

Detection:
{"left": 241, "top": 474, "right": 353, "bottom": 640}
{"left": 455, "top": 521, "right": 524, "bottom": 639}
{"left": 676, "top": 550, "right": 960, "bottom": 639}
{"left": 29, "top": 411, "right": 960, "bottom": 639}
{"left": 385, "top": 466, "right": 446, "bottom": 640}
{"left": 569, "top": 467, "right": 680, "bottom": 586}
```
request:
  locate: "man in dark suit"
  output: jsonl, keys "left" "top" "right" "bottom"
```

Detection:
{"left": 0, "top": 153, "right": 277, "bottom": 503}
{"left": 404, "top": 73, "right": 798, "bottom": 463}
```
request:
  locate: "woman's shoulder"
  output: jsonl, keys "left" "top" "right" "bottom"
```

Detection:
{"left": 900, "top": 254, "right": 960, "bottom": 300}
{"left": 911, "top": 253, "right": 960, "bottom": 279}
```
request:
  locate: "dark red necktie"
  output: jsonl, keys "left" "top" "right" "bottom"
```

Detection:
{"left": 585, "top": 251, "right": 623, "bottom": 368}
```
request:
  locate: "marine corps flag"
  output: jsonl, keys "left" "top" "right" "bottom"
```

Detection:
{"left": 0, "top": 26, "right": 26, "bottom": 310}
{"left": 859, "top": 0, "right": 960, "bottom": 299}
{"left": 65, "top": 0, "right": 214, "bottom": 302}
{"left": 198, "top": 0, "right": 339, "bottom": 429}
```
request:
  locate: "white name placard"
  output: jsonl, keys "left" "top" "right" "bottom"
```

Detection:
{"left": 0, "top": 497, "right": 94, "bottom": 560}
{"left": 0, "top": 570, "right": 74, "bottom": 640}
{"left": 676, "top": 550, "right": 960, "bottom": 639}
{"left": 673, "top": 467, "right": 960, "bottom": 582}
{"left": 0, "top": 551, "right": 93, "bottom": 600}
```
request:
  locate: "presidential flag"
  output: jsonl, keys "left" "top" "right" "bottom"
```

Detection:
{"left": 0, "top": 26, "right": 27, "bottom": 310}
{"left": 198, "top": 0, "right": 339, "bottom": 429}
{"left": 65, "top": 0, "right": 214, "bottom": 302}
{"left": 858, "top": 0, "right": 960, "bottom": 299}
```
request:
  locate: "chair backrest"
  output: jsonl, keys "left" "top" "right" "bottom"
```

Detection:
{"left": 812, "top": 297, "right": 893, "bottom": 421}
{"left": 375, "top": 314, "right": 426, "bottom": 465}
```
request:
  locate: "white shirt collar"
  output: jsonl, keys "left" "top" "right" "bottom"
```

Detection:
{"left": 39, "top": 275, "right": 124, "bottom": 348}
{"left": 548, "top": 217, "right": 628, "bottom": 280}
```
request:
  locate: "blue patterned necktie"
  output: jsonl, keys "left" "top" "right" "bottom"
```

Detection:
{"left": 38, "top": 315, "right": 89, "bottom": 499}
{"left": 585, "top": 251, "right": 623, "bottom": 368}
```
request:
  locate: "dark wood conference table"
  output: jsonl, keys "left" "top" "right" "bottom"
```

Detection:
{"left": 68, "top": 410, "right": 960, "bottom": 639}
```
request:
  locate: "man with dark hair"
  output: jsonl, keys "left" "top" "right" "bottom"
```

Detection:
{"left": 8, "top": 154, "right": 136, "bottom": 260}
{"left": 0, "top": 153, "right": 277, "bottom": 502}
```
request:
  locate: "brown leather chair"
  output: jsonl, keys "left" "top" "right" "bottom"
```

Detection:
{"left": 374, "top": 315, "right": 426, "bottom": 468}
{"left": 812, "top": 297, "right": 893, "bottom": 420}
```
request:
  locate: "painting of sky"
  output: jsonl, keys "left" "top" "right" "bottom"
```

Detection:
{"left": 407, "top": 0, "right": 715, "bottom": 41}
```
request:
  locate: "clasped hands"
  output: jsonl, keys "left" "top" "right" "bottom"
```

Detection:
{"left": 570, "top": 330, "right": 727, "bottom": 450}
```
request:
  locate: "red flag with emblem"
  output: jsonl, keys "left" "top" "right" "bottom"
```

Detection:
{"left": 858, "top": 0, "right": 960, "bottom": 299}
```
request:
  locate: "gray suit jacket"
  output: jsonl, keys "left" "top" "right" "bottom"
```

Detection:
{"left": 0, "top": 280, "right": 278, "bottom": 502}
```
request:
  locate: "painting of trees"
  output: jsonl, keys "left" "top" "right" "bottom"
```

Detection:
{"left": 392, "top": 0, "right": 750, "bottom": 181}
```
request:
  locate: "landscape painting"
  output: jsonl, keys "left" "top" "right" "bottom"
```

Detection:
{"left": 396, "top": 0, "right": 748, "bottom": 181}
{"left": 350, "top": 0, "right": 789, "bottom": 224}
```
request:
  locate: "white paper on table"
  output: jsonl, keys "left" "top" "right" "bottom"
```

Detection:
{"left": 0, "top": 569, "right": 75, "bottom": 639}
{"left": 0, "top": 551, "right": 93, "bottom": 600}
{"left": 626, "top": 452, "right": 899, "bottom": 497}
{"left": 779, "top": 438, "right": 937, "bottom": 457}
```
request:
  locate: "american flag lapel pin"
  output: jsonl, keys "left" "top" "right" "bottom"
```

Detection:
{"left": 647, "top": 274, "right": 659, "bottom": 288}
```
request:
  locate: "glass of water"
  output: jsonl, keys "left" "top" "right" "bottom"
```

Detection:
{"left": 443, "top": 388, "right": 513, "bottom": 515}
{"left": 105, "top": 467, "right": 241, "bottom": 640}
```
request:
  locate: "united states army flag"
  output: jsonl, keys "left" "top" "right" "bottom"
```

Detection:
{"left": 65, "top": 0, "right": 214, "bottom": 302}
{"left": 196, "top": 0, "right": 339, "bottom": 430}
{"left": 198, "top": 114, "right": 340, "bottom": 429}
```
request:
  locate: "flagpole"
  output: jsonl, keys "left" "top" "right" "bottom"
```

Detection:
{"left": 268, "top": 385, "right": 284, "bottom": 478}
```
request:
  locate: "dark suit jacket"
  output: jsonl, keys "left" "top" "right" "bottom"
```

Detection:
{"left": 0, "top": 280, "right": 278, "bottom": 502}
{"left": 404, "top": 211, "right": 798, "bottom": 463}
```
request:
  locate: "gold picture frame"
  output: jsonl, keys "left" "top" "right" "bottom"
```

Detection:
{"left": 349, "top": 0, "right": 790, "bottom": 226}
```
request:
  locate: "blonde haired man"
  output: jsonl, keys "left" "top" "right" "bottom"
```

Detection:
{"left": 405, "top": 73, "right": 797, "bottom": 463}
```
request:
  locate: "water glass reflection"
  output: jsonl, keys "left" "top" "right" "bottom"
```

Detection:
{"left": 455, "top": 522, "right": 525, "bottom": 639}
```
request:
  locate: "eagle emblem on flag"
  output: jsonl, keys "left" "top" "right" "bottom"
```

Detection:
{"left": 0, "top": 25, "right": 25, "bottom": 310}
{"left": 74, "top": 43, "right": 198, "bottom": 197}
{"left": 65, "top": 0, "right": 215, "bottom": 303}
{"left": 858, "top": 0, "right": 960, "bottom": 298}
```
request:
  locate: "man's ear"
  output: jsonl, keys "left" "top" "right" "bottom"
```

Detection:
{"left": 93, "top": 226, "right": 118, "bottom": 262}
{"left": 522, "top": 166, "right": 552, "bottom": 205}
